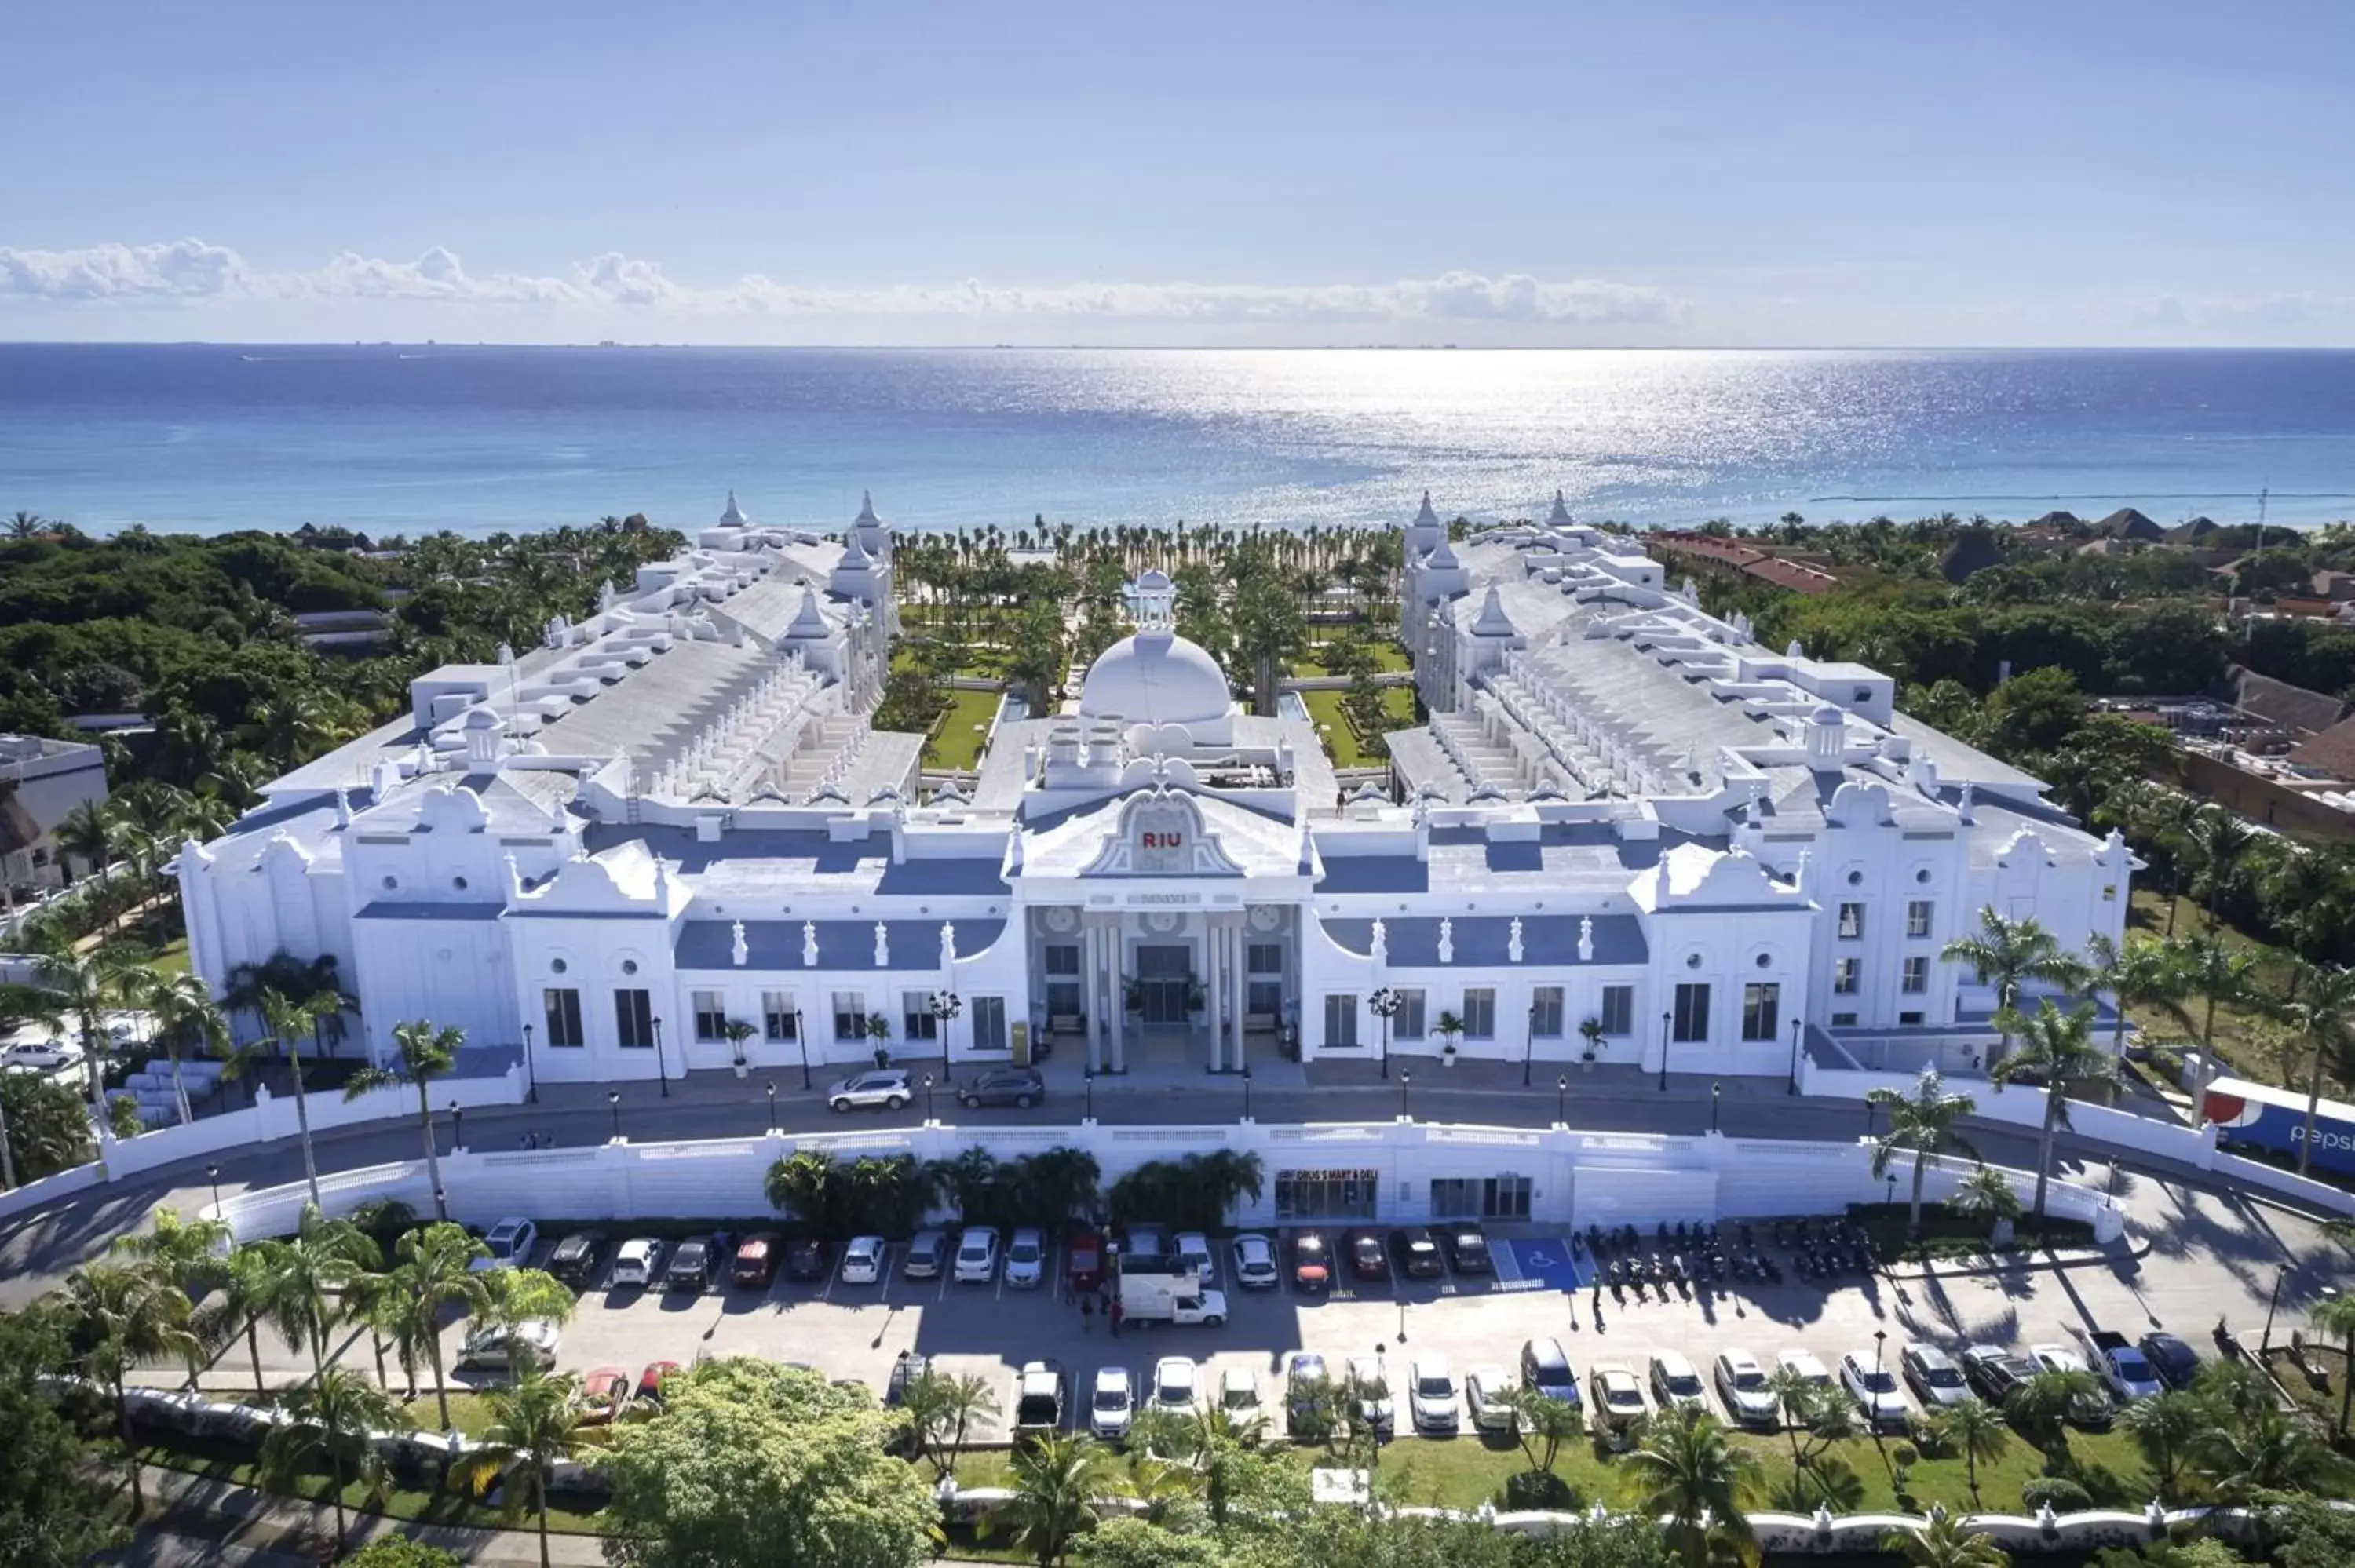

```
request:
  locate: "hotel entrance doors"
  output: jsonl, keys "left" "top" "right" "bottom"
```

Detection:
{"left": 1136, "top": 944, "right": 1192, "bottom": 1026}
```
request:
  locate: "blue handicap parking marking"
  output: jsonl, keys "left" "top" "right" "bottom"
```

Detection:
{"left": 1500, "top": 1236, "right": 1592, "bottom": 1292}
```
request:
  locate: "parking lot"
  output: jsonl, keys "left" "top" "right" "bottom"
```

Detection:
{"left": 433, "top": 1202, "right": 2302, "bottom": 1443}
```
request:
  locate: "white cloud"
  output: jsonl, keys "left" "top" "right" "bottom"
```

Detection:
{"left": 0, "top": 236, "right": 1684, "bottom": 328}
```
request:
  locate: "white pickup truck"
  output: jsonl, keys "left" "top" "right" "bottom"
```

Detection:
{"left": 2072, "top": 1326, "right": 2164, "bottom": 1402}
{"left": 1115, "top": 1251, "right": 1229, "bottom": 1327}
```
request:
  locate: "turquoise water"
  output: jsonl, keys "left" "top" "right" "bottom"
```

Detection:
{"left": 3, "top": 345, "right": 2353, "bottom": 537}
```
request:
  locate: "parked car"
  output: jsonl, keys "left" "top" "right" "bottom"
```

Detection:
{"left": 839, "top": 1235, "right": 885, "bottom": 1285}
{"left": 1901, "top": 1344, "right": 1972, "bottom": 1409}
{"left": 1013, "top": 1361, "right": 1067, "bottom": 1438}
{"left": 904, "top": 1229, "right": 949, "bottom": 1279}
{"left": 955, "top": 1226, "right": 1001, "bottom": 1283}
{"left": 1284, "top": 1352, "right": 1330, "bottom": 1429}
{"left": 0, "top": 1039, "right": 78, "bottom": 1072}
{"left": 1776, "top": 1350, "right": 1834, "bottom": 1399}
{"left": 635, "top": 1360, "right": 682, "bottom": 1407}
{"left": 1219, "top": 1366, "right": 1262, "bottom": 1424}
{"left": 1346, "top": 1355, "right": 1394, "bottom": 1435}
{"left": 1064, "top": 1229, "right": 1104, "bottom": 1293}
{"left": 784, "top": 1237, "right": 828, "bottom": 1282}
{"left": 1838, "top": 1351, "right": 1909, "bottom": 1433}
{"left": 1153, "top": 1355, "right": 1199, "bottom": 1413}
{"left": 1389, "top": 1226, "right": 1444, "bottom": 1278}
{"left": 1230, "top": 1232, "right": 1280, "bottom": 1288}
{"left": 457, "top": 1320, "right": 560, "bottom": 1371}
{"left": 469, "top": 1217, "right": 538, "bottom": 1274}
{"left": 2072, "top": 1326, "right": 2165, "bottom": 1403}
{"left": 1006, "top": 1227, "right": 1046, "bottom": 1289}
{"left": 1713, "top": 1351, "right": 1778, "bottom": 1428}
{"left": 1090, "top": 1366, "right": 1135, "bottom": 1442}
{"left": 2139, "top": 1331, "right": 2202, "bottom": 1391}
{"left": 1121, "top": 1223, "right": 1169, "bottom": 1260}
{"left": 579, "top": 1366, "right": 632, "bottom": 1424}
{"left": 1521, "top": 1338, "right": 1582, "bottom": 1409}
{"left": 885, "top": 1352, "right": 931, "bottom": 1406}
{"left": 546, "top": 1231, "right": 604, "bottom": 1286}
{"left": 1442, "top": 1222, "right": 1492, "bottom": 1274}
{"left": 1342, "top": 1228, "right": 1388, "bottom": 1282}
{"left": 660, "top": 1240, "right": 710, "bottom": 1292}
{"left": 1649, "top": 1352, "right": 1709, "bottom": 1413}
{"left": 1408, "top": 1357, "right": 1460, "bottom": 1434}
{"left": 610, "top": 1238, "right": 664, "bottom": 1289}
{"left": 1291, "top": 1230, "right": 1334, "bottom": 1294}
{"left": 1590, "top": 1363, "right": 1648, "bottom": 1449}
{"left": 827, "top": 1069, "right": 912, "bottom": 1112}
{"left": 960, "top": 1066, "right": 1045, "bottom": 1109}
{"left": 1960, "top": 1345, "right": 2039, "bottom": 1406}
{"left": 1466, "top": 1364, "right": 1519, "bottom": 1432}
{"left": 1174, "top": 1231, "right": 1215, "bottom": 1284}
{"left": 2028, "top": 1343, "right": 2115, "bottom": 1428}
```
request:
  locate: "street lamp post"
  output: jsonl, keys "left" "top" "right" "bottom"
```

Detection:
{"left": 794, "top": 1008, "right": 811, "bottom": 1092}
{"left": 521, "top": 1021, "right": 538, "bottom": 1103}
{"left": 1787, "top": 1017, "right": 1803, "bottom": 1096}
{"left": 1367, "top": 988, "right": 1401, "bottom": 1081}
{"left": 1083, "top": 1067, "right": 1095, "bottom": 1121}
{"left": 1658, "top": 1011, "right": 1671, "bottom": 1092}
{"left": 765, "top": 1081, "right": 777, "bottom": 1133}
{"left": 608, "top": 1090, "right": 623, "bottom": 1143}
{"left": 1399, "top": 1069, "right": 1412, "bottom": 1121}
{"left": 1873, "top": 1328, "right": 1889, "bottom": 1393}
{"left": 1710, "top": 1079, "right": 1722, "bottom": 1134}
{"left": 1555, "top": 1074, "right": 1568, "bottom": 1128}
{"left": 652, "top": 1016, "right": 671, "bottom": 1098}
{"left": 930, "top": 992, "right": 962, "bottom": 1068}
{"left": 922, "top": 1073, "right": 935, "bottom": 1123}
{"left": 2262, "top": 1264, "right": 2292, "bottom": 1354}
{"left": 450, "top": 1099, "right": 464, "bottom": 1153}
{"left": 1242, "top": 1063, "right": 1253, "bottom": 1121}
{"left": 1524, "top": 1001, "right": 1537, "bottom": 1087}
{"left": 205, "top": 1161, "right": 222, "bottom": 1218}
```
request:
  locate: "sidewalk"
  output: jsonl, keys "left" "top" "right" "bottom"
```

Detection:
{"left": 129, "top": 1460, "right": 610, "bottom": 1566}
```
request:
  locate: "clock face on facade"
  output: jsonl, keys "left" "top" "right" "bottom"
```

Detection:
{"left": 1045, "top": 906, "right": 1079, "bottom": 933}
{"left": 1248, "top": 904, "right": 1283, "bottom": 932}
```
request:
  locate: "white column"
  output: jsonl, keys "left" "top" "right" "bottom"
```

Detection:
{"left": 1224, "top": 923, "right": 1240, "bottom": 1068}
{"left": 1207, "top": 918, "right": 1224, "bottom": 1073}
{"left": 1111, "top": 919, "right": 1128, "bottom": 1073}
{"left": 1086, "top": 922, "right": 1106, "bottom": 1074}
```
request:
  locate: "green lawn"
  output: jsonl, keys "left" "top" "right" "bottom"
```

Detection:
{"left": 1292, "top": 639, "right": 1411, "bottom": 679}
{"left": 137, "top": 1438, "right": 612, "bottom": 1535}
{"left": 925, "top": 686, "right": 1008, "bottom": 771}
{"left": 1300, "top": 687, "right": 1416, "bottom": 770}
{"left": 2123, "top": 886, "right": 2328, "bottom": 1089}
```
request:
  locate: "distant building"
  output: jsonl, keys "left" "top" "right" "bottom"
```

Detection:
{"left": 0, "top": 734, "right": 109, "bottom": 894}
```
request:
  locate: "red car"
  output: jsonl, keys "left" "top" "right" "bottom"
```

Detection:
{"left": 635, "top": 1360, "right": 683, "bottom": 1408}
{"left": 579, "top": 1366, "right": 632, "bottom": 1424}
{"left": 1291, "top": 1231, "right": 1333, "bottom": 1294}
{"left": 1066, "top": 1229, "right": 1105, "bottom": 1294}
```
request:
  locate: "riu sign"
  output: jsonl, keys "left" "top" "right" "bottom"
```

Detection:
{"left": 1140, "top": 831, "right": 1185, "bottom": 849}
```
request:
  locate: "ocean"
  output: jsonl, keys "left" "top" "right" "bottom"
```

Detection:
{"left": 3, "top": 345, "right": 2353, "bottom": 539}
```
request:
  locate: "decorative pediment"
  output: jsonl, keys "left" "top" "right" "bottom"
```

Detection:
{"left": 1079, "top": 788, "right": 1247, "bottom": 878}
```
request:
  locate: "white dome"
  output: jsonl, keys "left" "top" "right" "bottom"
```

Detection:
{"left": 1078, "top": 629, "right": 1232, "bottom": 729}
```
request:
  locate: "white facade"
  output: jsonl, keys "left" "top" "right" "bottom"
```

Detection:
{"left": 0, "top": 732, "right": 108, "bottom": 893}
{"left": 179, "top": 494, "right": 2130, "bottom": 1092}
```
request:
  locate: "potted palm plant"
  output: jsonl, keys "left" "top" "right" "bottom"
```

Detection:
{"left": 1578, "top": 1016, "right": 1605, "bottom": 1067}
{"left": 1436, "top": 1009, "right": 1465, "bottom": 1067}
{"left": 864, "top": 1012, "right": 894, "bottom": 1070}
{"left": 721, "top": 1018, "right": 758, "bottom": 1079}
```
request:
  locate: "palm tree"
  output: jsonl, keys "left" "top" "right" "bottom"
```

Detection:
{"left": 379, "top": 1221, "right": 491, "bottom": 1430}
{"left": 2309, "top": 1292, "right": 2355, "bottom": 1434}
{"left": 141, "top": 971, "right": 229, "bottom": 1126}
{"left": 987, "top": 1431, "right": 1120, "bottom": 1566}
{"left": 257, "top": 1365, "right": 405, "bottom": 1555}
{"left": 458, "top": 1364, "right": 587, "bottom": 1568}
{"left": 1923, "top": 1398, "right": 2010, "bottom": 1504}
{"left": 1882, "top": 1515, "right": 2007, "bottom": 1568}
{"left": 1991, "top": 999, "right": 2114, "bottom": 1227}
{"left": 2003, "top": 1367, "right": 2102, "bottom": 1464}
{"left": 346, "top": 1019, "right": 462, "bottom": 1216}
{"left": 2184, "top": 807, "right": 2256, "bottom": 931}
{"left": 52, "top": 798, "right": 119, "bottom": 884}
{"left": 48, "top": 1260, "right": 205, "bottom": 1516}
{"left": 1942, "top": 907, "right": 2086, "bottom": 1066}
{"left": 110, "top": 1204, "right": 232, "bottom": 1299}
{"left": 2194, "top": 1406, "right": 2347, "bottom": 1501}
{"left": 1621, "top": 1405, "right": 1761, "bottom": 1568}
{"left": 257, "top": 986, "right": 328, "bottom": 1208}
{"left": 14, "top": 943, "right": 146, "bottom": 1129}
{"left": 2281, "top": 961, "right": 2355, "bottom": 1176}
{"left": 2182, "top": 937, "right": 2259, "bottom": 1053}
{"left": 1945, "top": 1165, "right": 2023, "bottom": 1241}
{"left": 2079, "top": 932, "right": 2193, "bottom": 1058}
{"left": 2120, "top": 1388, "right": 2211, "bottom": 1501}
{"left": 765, "top": 1150, "right": 840, "bottom": 1234}
{"left": 929, "top": 1146, "right": 1000, "bottom": 1226}
{"left": 1866, "top": 1070, "right": 1980, "bottom": 1236}
{"left": 237, "top": 1204, "right": 381, "bottom": 1379}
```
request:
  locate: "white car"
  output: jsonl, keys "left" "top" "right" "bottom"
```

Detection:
{"left": 609, "top": 1238, "right": 663, "bottom": 1288}
{"left": 1408, "top": 1356, "right": 1459, "bottom": 1434}
{"left": 1838, "top": 1351, "right": 1909, "bottom": 1433}
{"left": 456, "top": 1319, "right": 560, "bottom": 1370}
{"left": 1776, "top": 1349, "right": 1834, "bottom": 1404}
{"left": 1590, "top": 1363, "right": 1648, "bottom": 1448}
{"left": 469, "top": 1217, "right": 537, "bottom": 1274}
{"left": 1, "top": 1039, "right": 78, "bottom": 1072}
{"left": 826, "top": 1069, "right": 912, "bottom": 1112}
{"left": 1345, "top": 1355, "right": 1394, "bottom": 1435}
{"left": 1648, "top": 1351, "right": 1708, "bottom": 1413}
{"left": 1153, "top": 1355, "right": 1199, "bottom": 1413}
{"left": 1714, "top": 1351, "right": 1780, "bottom": 1428}
{"left": 2029, "top": 1341, "right": 2116, "bottom": 1426}
{"left": 1175, "top": 1231, "right": 1214, "bottom": 1284}
{"left": 1901, "top": 1344, "right": 1973, "bottom": 1410}
{"left": 1218, "top": 1366, "right": 1262, "bottom": 1424}
{"left": 1230, "top": 1232, "right": 1280, "bottom": 1288}
{"left": 955, "top": 1226, "right": 1001, "bottom": 1283}
{"left": 839, "top": 1235, "right": 885, "bottom": 1284}
{"left": 1465, "top": 1363, "right": 1519, "bottom": 1432}
{"left": 1005, "top": 1227, "right": 1046, "bottom": 1289}
{"left": 1090, "top": 1366, "right": 1134, "bottom": 1441}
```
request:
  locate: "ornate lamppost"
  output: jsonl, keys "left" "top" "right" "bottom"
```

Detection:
{"left": 1367, "top": 987, "right": 1403, "bottom": 1081}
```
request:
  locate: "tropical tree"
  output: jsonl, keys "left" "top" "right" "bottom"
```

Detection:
{"left": 1944, "top": 1165, "right": 2024, "bottom": 1241}
{"left": 236, "top": 1204, "right": 381, "bottom": 1378}
{"left": 1765, "top": 1366, "right": 1855, "bottom": 1477}
{"left": 257, "top": 986, "right": 329, "bottom": 1207}
{"left": 110, "top": 1204, "right": 232, "bottom": 1300}
{"left": 1882, "top": 1515, "right": 2006, "bottom": 1568}
{"left": 256, "top": 1365, "right": 405, "bottom": 1555}
{"left": 345, "top": 1018, "right": 462, "bottom": 1216}
{"left": 2003, "top": 1366, "right": 2103, "bottom": 1464}
{"left": 2194, "top": 1406, "right": 2347, "bottom": 1501}
{"left": 379, "top": 1220, "right": 491, "bottom": 1430}
{"left": 1865, "top": 1070, "right": 1980, "bottom": 1235}
{"left": 456, "top": 1365, "right": 587, "bottom": 1568}
{"left": 139, "top": 970, "right": 229, "bottom": 1125}
{"left": 2282, "top": 961, "right": 2355, "bottom": 1176}
{"left": 2183, "top": 807, "right": 2256, "bottom": 930}
{"left": 1942, "top": 907, "right": 2085, "bottom": 1064}
{"left": 988, "top": 1431, "right": 1122, "bottom": 1566}
{"left": 765, "top": 1149, "right": 840, "bottom": 1233}
{"left": 1991, "top": 999, "right": 2115, "bottom": 1226}
{"left": 2182, "top": 937, "right": 2260, "bottom": 1053}
{"left": 2309, "top": 1291, "right": 2355, "bottom": 1434}
{"left": 929, "top": 1146, "right": 1000, "bottom": 1226}
{"left": 46, "top": 1260, "right": 205, "bottom": 1517}
{"left": 1507, "top": 1384, "right": 1586, "bottom": 1477}
{"left": 1922, "top": 1397, "right": 2010, "bottom": 1504}
{"left": 1619, "top": 1405, "right": 1761, "bottom": 1568}
{"left": 2079, "top": 932, "right": 2193, "bottom": 1057}
{"left": 2120, "top": 1388, "right": 2213, "bottom": 1501}
{"left": 51, "top": 799, "right": 119, "bottom": 884}
{"left": 9, "top": 943, "right": 146, "bottom": 1129}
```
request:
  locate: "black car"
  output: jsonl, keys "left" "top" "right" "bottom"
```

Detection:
{"left": 546, "top": 1231, "right": 604, "bottom": 1286}
{"left": 1388, "top": 1226, "right": 1444, "bottom": 1279}
{"left": 960, "top": 1067, "right": 1046, "bottom": 1109}
{"left": 1443, "top": 1222, "right": 1492, "bottom": 1274}
{"left": 885, "top": 1351, "right": 933, "bottom": 1406}
{"left": 1342, "top": 1228, "right": 1388, "bottom": 1282}
{"left": 2138, "top": 1332, "right": 2202, "bottom": 1391}
{"left": 786, "top": 1237, "right": 829, "bottom": 1281}
{"left": 666, "top": 1239, "right": 712, "bottom": 1292}
{"left": 1960, "top": 1345, "right": 2037, "bottom": 1404}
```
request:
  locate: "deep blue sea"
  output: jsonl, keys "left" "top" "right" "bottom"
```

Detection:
{"left": 3, "top": 345, "right": 2353, "bottom": 538}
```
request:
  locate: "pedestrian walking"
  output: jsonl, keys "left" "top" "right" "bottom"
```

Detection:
{"left": 520, "top": 1132, "right": 533, "bottom": 1151}
{"left": 1081, "top": 1295, "right": 1094, "bottom": 1333}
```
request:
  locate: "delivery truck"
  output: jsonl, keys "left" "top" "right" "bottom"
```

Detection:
{"left": 2202, "top": 1074, "right": 2355, "bottom": 1176}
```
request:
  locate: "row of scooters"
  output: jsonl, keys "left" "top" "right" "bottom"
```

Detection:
{"left": 1566, "top": 1217, "right": 1879, "bottom": 1304}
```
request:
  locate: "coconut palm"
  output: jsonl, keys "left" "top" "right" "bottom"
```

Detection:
{"left": 1620, "top": 1405, "right": 1761, "bottom": 1568}
{"left": 345, "top": 1018, "right": 462, "bottom": 1217}
{"left": 986, "top": 1431, "right": 1121, "bottom": 1566}
{"left": 2194, "top": 1406, "right": 2347, "bottom": 1501}
{"left": 2309, "top": 1291, "right": 2355, "bottom": 1433}
{"left": 52, "top": 799, "right": 119, "bottom": 883}
{"left": 765, "top": 1149, "right": 839, "bottom": 1233}
{"left": 1923, "top": 1397, "right": 2010, "bottom": 1504}
{"left": 47, "top": 1260, "right": 205, "bottom": 1516}
{"left": 929, "top": 1146, "right": 1000, "bottom": 1226}
{"left": 1882, "top": 1515, "right": 2007, "bottom": 1568}
{"left": 1942, "top": 907, "right": 2086, "bottom": 1066}
{"left": 110, "top": 1204, "right": 232, "bottom": 1299}
{"left": 2003, "top": 1366, "right": 2103, "bottom": 1463}
{"left": 1866, "top": 1070, "right": 1980, "bottom": 1236}
{"left": 257, "top": 1365, "right": 405, "bottom": 1555}
{"left": 457, "top": 1364, "right": 587, "bottom": 1568}
{"left": 2183, "top": 807, "right": 2256, "bottom": 931}
{"left": 2119, "top": 1388, "right": 2211, "bottom": 1501}
{"left": 1944, "top": 1165, "right": 2022, "bottom": 1241}
{"left": 138, "top": 970, "right": 229, "bottom": 1126}
{"left": 12, "top": 943, "right": 147, "bottom": 1129}
{"left": 2182, "top": 937, "right": 2260, "bottom": 1053}
{"left": 2281, "top": 961, "right": 2355, "bottom": 1176}
{"left": 236, "top": 1204, "right": 380, "bottom": 1379}
{"left": 379, "top": 1221, "right": 491, "bottom": 1430}
{"left": 1765, "top": 1366, "right": 1854, "bottom": 1475}
{"left": 1990, "top": 999, "right": 2114, "bottom": 1227}
{"left": 256, "top": 986, "right": 329, "bottom": 1208}
{"left": 2079, "top": 932, "right": 2193, "bottom": 1058}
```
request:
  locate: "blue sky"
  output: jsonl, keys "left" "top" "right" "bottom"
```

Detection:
{"left": 5, "top": 2, "right": 2353, "bottom": 345}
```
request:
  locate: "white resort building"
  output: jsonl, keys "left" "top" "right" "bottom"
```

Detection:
{"left": 175, "top": 491, "right": 2132, "bottom": 1097}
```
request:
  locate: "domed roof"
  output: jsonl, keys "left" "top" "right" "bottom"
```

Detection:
{"left": 1078, "top": 629, "right": 1232, "bottom": 727}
